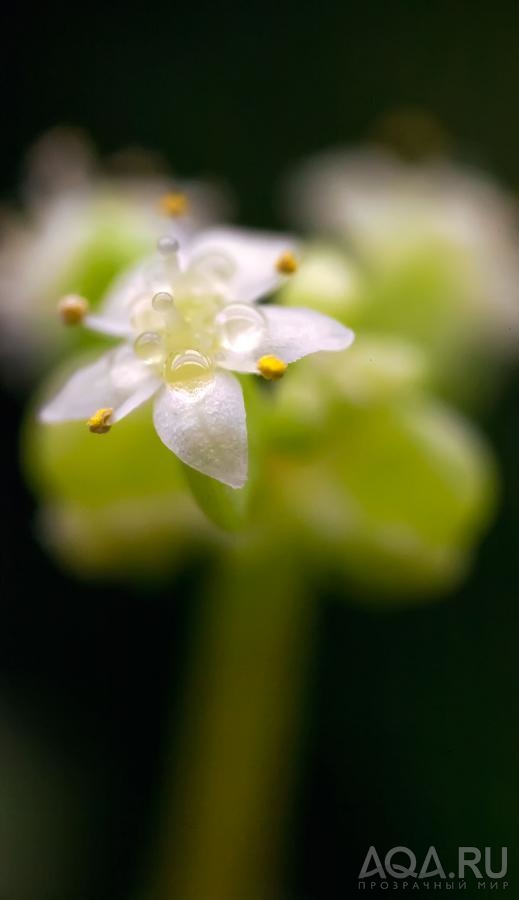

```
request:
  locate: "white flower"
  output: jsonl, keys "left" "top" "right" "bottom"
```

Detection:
{"left": 40, "top": 228, "right": 354, "bottom": 488}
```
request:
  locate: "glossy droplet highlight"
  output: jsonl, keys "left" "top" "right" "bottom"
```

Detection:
{"left": 190, "top": 251, "right": 236, "bottom": 282}
{"left": 163, "top": 349, "right": 214, "bottom": 392}
{"left": 134, "top": 331, "right": 164, "bottom": 365}
{"left": 215, "top": 303, "right": 266, "bottom": 354}
{"left": 157, "top": 235, "right": 180, "bottom": 256}
{"left": 152, "top": 291, "right": 174, "bottom": 312}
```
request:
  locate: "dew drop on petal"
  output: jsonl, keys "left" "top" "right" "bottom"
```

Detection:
{"left": 189, "top": 251, "right": 236, "bottom": 282}
{"left": 134, "top": 331, "right": 164, "bottom": 365}
{"left": 215, "top": 303, "right": 266, "bottom": 354}
{"left": 163, "top": 349, "right": 214, "bottom": 393}
{"left": 152, "top": 291, "right": 174, "bottom": 312}
{"left": 157, "top": 235, "right": 180, "bottom": 256}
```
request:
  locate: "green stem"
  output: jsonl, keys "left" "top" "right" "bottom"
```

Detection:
{"left": 150, "top": 544, "right": 315, "bottom": 900}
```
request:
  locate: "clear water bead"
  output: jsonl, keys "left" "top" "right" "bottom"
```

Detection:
{"left": 134, "top": 331, "right": 164, "bottom": 365}
{"left": 157, "top": 235, "right": 180, "bottom": 256}
{"left": 152, "top": 291, "right": 174, "bottom": 312}
{"left": 163, "top": 349, "right": 214, "bottom": 393}
{"left": 190, "top": 251, "right": 236, "bottom": 282}
{"left": 215, "top": 303, "right": 266, "bottom": 354}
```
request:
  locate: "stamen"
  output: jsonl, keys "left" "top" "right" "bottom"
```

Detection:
{"left": 87, "top": 408, "right": 113, "bottom": 434}
{"left": 58, "top": 294, "right": 89, "bottom": 325}
{"left": 160, "top": 192, "right": 188, "bottom": 217}
{"left": 257, "top": 355, "right": 288, "bottom": 380}
{"left": 276, "top": 251, "right": 298, "bottom": 275}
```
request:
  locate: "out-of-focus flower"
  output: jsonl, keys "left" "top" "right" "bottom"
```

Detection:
{"left": 39, "top": 229, "right": 353, "bottom": 487}
{"left": 0, "top": 129, "right": 228, "bottom": 379}
{"left": 369, "top": 107, "right": 453, "bottom": 161}
{"left": 24, "top": 399, "right": 216, "bottom": 579}
{"left": 281, "top": 146, "right": 519, "bottom": 401}
{"left": 264, "top": 355, "right": 497, "bottom": 599}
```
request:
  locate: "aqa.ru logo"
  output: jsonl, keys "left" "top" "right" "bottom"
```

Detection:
{"left": 358, "top": 847, "right": 508, "bottom": 890}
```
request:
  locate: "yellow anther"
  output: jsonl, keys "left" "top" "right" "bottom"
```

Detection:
{"left": 276, "top": 251, "right": 298, "bottom": 275}
{"left": 87, "top": 407, "right": 113, "bottom": 434}
{"left": 257, "top": 355, "right": 288, "bottom": 380}
{"left": 160, "top": 192, "right": 189, "bottom": 217}
{"left": 58, "top": 294, "right": 89, "bottom": 325}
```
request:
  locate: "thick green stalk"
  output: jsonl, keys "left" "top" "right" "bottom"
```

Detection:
{"left": 151, "top": 545, "right": 315, "bottom": 900}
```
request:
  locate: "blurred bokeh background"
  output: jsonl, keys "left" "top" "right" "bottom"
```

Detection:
{"left": 1, "top": 1, "right": 518, "bottom": 898}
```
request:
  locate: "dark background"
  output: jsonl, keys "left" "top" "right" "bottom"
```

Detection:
{"left": 1, "top": 2, "right": 518, "bottom": 897}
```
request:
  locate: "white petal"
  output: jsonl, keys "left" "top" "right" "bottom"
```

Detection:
{"left": 220, "top": 306, "right": 355, "bottom": 372}
{"left": 184, "top": 227, "right": 299, "bottom": 302}
{"left": 153, "top": 372, "right": 247, "bottom": 488}
{"left": 93, "top": 261, "right": 152, "bottom": 329}
{"left": 91, "top": 242, "right": 188, "bottom": 334}
{"left": 40, "top": 344, "right": 160, "bottom": 424}
{"left": 84, "top": 313, "right": 133, "bottom": 339}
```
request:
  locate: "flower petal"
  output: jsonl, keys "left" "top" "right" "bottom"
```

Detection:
{"left": 92, "top": 261, "right": 154, "bottom": 331}
{"left": 40, "top": 344, "right": 160, "bottom": 424}
{"left": 153, "top": 372, "right": 247, "bottom": 488}
{"left": 84, "top": 313, "right": 133, "bottom": 339}
{"left": 90, "top": 237, "right": 189, "bottom": 335}
{"left": 220, "top": 306, "right": 355, "bottom": 372}
{"left": 185, "top": 227, "right": 299, "bottom": 303}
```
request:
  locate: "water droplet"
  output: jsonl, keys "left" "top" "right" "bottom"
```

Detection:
{"left": 157, "top": 235, "right": 180, "bottom": 256}
{"left": 152, "top": 291, "right": 174, "bottom": 312}
{"left": 163, "top": 349, "right": 214, "bottom": 393}
{"left": 189, "top": 251, "right": 236, "bottom": 282}
{"left": 134, "top": 331, "right": 164, "bottom": 365}
{"left": 215, "top": 303, "right": 266, "bottom": 354}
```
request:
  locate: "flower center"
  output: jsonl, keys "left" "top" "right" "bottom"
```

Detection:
{"left": 130, "top": 241, "right": 259, "bottom": 394}
{"left": 163, "top": 349, "right": 214, "bottom": 393}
